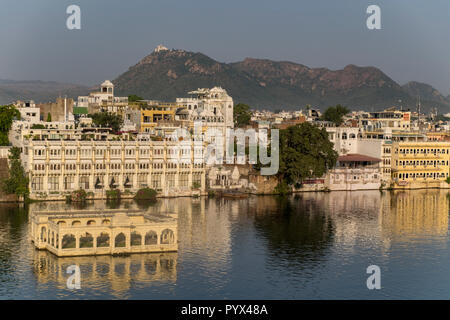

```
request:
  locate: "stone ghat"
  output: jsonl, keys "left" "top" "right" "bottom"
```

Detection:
{"left": 30, "top": 209, "right": 178, "bottom": 257}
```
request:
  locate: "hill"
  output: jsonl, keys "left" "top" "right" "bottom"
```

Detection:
{"left": 113, "top": 47, "right": 450, "bottom": 112}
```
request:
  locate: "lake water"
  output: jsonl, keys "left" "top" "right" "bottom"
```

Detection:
{"left": 0, "top": 190, "right": 449, "bottom": 299}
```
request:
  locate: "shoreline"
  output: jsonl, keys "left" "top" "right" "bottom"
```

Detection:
{"left": 3, "top": 186, "right": 450, "bottom": 203}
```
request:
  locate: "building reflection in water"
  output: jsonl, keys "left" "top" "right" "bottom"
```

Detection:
{"left": 32, "top": 249, "right": 177, "bottom": 298}
{"left": 26, "top": 190, "right": 450, "bottom": 297}
{"left": 28, "top": 197, "right": 233, "bottom": 295}
{"left": 381, "top": 190, "right": 449, "bottom": 242}
{"left": 248, "top": 190, "right": 449, "bottom": 265}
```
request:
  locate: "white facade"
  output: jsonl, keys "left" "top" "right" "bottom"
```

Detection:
{"left": 176, "top": 87, "right": 234, "bottom": 131}
{"left": 23, "top": 139, "right": 206, "bottom": 200}
{"left": 77, "top": 80, "right": 128, "bottom": 113}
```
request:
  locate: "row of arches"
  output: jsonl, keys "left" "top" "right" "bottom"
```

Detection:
{"left": 40, "top": 229, "right": 175, "bottom": 249}
{"left": 57, "top": 219, "right": 110, "bottom": 227}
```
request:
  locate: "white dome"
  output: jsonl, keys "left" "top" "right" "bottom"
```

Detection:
{"left": 101, "top": 80, "right": 114, "bottom": 87}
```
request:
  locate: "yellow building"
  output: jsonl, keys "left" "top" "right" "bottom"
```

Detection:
{"left": 391, "top": 141, "right": 450, "bottom": 189}
{"left": 140, "top": 103, "right": 179, "bottom": 133}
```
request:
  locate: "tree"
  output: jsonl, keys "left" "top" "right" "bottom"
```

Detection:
{"left": 134, "top": 187, "right": 157, "bottom": 200}
{"left": 0, "top": 105, "right": 20, "bottom": 146}
{"left": 1, "top": 147, "right": 29, "bottom": 200}
{"left": 90, "top": 112, "right": 124, "bottom": 132}
{"left": 278, "top": 122, "right": 338, "bottom": 186}
{"left": 46, "top": 112, "right": 52, "bottom": 122}
{"left": 234, "top": 103, "right": 252, "bottom": 127}
{"left": 31, "top": 124, "right": 46, "bottom": 129}
{"left": 128, "top": 94, "right": 144, "bottom": 102}
{"left": 321, "top": 104, "right": 350, "bottom": 126}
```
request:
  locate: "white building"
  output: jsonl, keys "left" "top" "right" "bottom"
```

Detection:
{"left": 14, "top": 100, "right": 41, "bottom": 123}
{"left": 23, "top": 139, "right": 206, "bottom": 200}
{"left": 176, "top": 87, "right": 234, "bottom": 132}
{"left": 77, "top": 80, "right": 129, "bottom": 114}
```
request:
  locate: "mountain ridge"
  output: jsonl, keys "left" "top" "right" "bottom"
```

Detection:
{"left": 113, "top": 48, "right": 450, "bottom": 112}
{"left": 1, "top": 47, "right": 449, "bottom": 113}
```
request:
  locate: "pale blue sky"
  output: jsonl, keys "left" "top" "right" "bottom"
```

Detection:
{"left": 1, "top": 0, "right": 450, "bottom": 94}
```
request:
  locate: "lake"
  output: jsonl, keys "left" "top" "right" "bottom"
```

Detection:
{"left": 0, "top": 189, "right": 449, "bottom": 299}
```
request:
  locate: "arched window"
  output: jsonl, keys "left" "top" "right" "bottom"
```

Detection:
{"left": 96, "top": 233, "right": 110, "bottom": 247}
{"left": 72, "top": 220, "right": 81, "bottom": 226}
{"left": 160, "top": 229, "right": 174, "bottom": 245}
{"left": 79, "top": 233, "right": 93, "bottom": 248}
{"left": 131, "top": 232, "right": 142, "bottom": 246}
{"left": 87, "top": 220, "right": 96, "bottom": 226}
{"left": 62, "top": 234, "right": 76, "bottom": 249}
{"left": 40, "top": 227, "right": 47, "bottom": 242}
{"left": 57, "top": 221, "right": 66, "bottom": 227}
{"left": 145, "top": 231, "right": 157, "bottom": 245}
{"left": 101, "top": 219, "right": 110, "bottom": 225}
{"left": 115, "top": 233, "right": 126, "bottom": 248}
{"left": 342, "top": 133, "right": 347, "bottom": 140}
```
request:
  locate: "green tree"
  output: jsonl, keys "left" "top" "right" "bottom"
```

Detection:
{"left": 134, "top": 187, "right": 157, "bottom": 200}
{"left": 1, "top": 147, "right": 29, "bottom": 200}
{"left": 278, "top": 123, "right": 338, "bottom": 187}
{"left": 233, "top": 103, "right": 252, "bottom": 127}
{"left": 128, "top": 94, "right": 144, "bottom": 102}
{"left": 90, "top": 112, "right": 124, "bottom": 132}
{"left": 0, "top": 105, "right": 20, "bottom": 146}
{"left": 46, "top": 112, "right": 52, "bottom": 122}
{"left": 321, "top": 104, "right": 350, "bottom": 126}
{"left": 31, "top": 124, "right": 46, "bottom": 129}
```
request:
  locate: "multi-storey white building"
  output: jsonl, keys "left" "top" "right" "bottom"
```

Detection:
{"left": 77, "top": 80, "right": 129, "bottom": 114}
{"left": 23, "top": 139, "right": 206, "bottom": 200}
{"left": 14, "top": 100, "right": 41, "bottom": 123}
{"left": 176, "top": 87, "right": 234, "bottom": 132}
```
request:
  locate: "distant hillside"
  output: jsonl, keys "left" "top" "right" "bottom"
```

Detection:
{"left": 113, "top": 47, "right": 450, "bottom": 113}
{"left": 2, "top": 48, "right": 450, "bottom": 113}
{"left": 0, "top": 80, "right": 89, "bottom": 105}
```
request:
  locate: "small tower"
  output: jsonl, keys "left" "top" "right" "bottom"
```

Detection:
{"left": 101, "top": 80, "right": 114, "bottom": 96}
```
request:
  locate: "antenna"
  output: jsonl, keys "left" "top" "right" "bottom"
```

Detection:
{"left": 64, "top": 95, "right": 67, "bottom": 122}
{"left": 417, "top": 95, "right": 421, "bottom": 126}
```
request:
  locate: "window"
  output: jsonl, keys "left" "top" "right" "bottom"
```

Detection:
{"left": 48, "top": 176, "right": 59, "bottom": 190}
{"left": 64, "top": 176, "right": 74, "bottom": 190}
{"left": 79, "top": 176, "right": 89, "bottom": 190}
{"left": 32, "top": 176, "right": 43, "bottom": 191}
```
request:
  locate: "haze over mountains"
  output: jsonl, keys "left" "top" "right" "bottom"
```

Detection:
{"left": 2, "top": 47, "right": 450, "bottom": 113}
{"left": 0, "top": 80, "right": 89, "bottom": 105}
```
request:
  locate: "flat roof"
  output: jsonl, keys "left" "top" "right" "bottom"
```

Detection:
{"left": 338, "top": 153, "right": 381, "bottom": 162}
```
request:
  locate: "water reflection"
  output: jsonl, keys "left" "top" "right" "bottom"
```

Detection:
{"left": 251, "top": 196, "right": 334, "bottom": 269}
{"left": 32, "top": 250, "right": 177, "bottom": 298}
{"left": 1, "top": 189, "right": 450, "bottom": 299}
{"left": 381, "top": 190, "right": 449, "bottom": 241}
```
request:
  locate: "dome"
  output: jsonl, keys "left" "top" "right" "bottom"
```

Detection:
{"left": 101, "top": 80, "right": 114, "bottom": 87}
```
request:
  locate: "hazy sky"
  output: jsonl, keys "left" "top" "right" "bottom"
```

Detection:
{"left": 1, "top": 0, "right": 450, "bottom": 94}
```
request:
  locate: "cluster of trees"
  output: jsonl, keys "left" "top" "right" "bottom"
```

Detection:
{"left": 90, "top": 112, "right": 124, "bottom": 133}
{"left": 1, "top": 147, "right": 29, "bottom": 200}
{"left": 0, "top": 105, "right": 20, "bottom": 146}
{"left": 128, "top": 94, "right": 144, "bottom": 102}
{"left": 277, "top": 122, "right": 338, "bottom": 192}
{"left": 234, "top": 103, "right": 252, "bottom": 127}
{"left": 321, "top": 104, "right": 350, "bottom": 126}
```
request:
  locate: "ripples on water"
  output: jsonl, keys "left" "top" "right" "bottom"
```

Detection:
{"left": 0, "top": 190, "right": 449, "bottom": 299}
